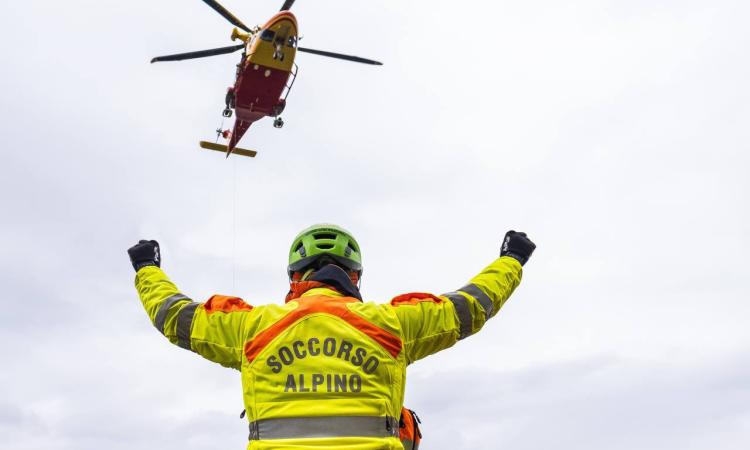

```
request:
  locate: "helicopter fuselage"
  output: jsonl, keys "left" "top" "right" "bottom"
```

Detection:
{"left": 227, "top": 11, "right": 298, "bottom": 151}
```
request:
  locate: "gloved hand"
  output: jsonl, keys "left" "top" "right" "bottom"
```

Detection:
{"left": 500, "top": 231, "right": 536, "bottom": 266}
{"left": 128, "top": 240, "right": 161, "bottom": 272}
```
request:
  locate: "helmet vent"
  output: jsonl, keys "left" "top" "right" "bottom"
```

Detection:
{"left": 288, "top": 224, "right": 361, "bottom": 275}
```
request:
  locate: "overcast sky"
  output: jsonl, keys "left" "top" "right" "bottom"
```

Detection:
{"left": 1, "top": 1, "right": 749, "bottom": 449}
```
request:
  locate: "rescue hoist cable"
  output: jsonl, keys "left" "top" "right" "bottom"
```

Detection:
{"left": 232, "top": 156, "right": 237, "bottom": 292}
{"left": 216, "top": 114, "right": 238, "bottom": 292}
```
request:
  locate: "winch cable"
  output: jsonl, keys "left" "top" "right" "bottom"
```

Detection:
{"left": 232, "top": 155, "right": 237, "bottom": 292}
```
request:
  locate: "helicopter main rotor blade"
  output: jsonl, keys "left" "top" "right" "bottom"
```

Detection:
{"left": 280, "top": 0, "right": 296, "bottom": 11}
{"left": 151, "top": 44, "right": 245, "bottom": 63}
{"left": 297, "top": 47, "right": 383, "bottom": 65}
{"left": 202, "top": 0, "right": 252, "bottom": 32}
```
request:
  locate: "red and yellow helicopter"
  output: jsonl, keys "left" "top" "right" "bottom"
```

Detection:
{"left": 151, "top": 0, "right": 382, "bottom": 158}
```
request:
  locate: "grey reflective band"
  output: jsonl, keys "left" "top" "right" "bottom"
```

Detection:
{"left": 401, "top": 439, "right": 419, "bottom": 450}
{"left": 443, "top": 292, "right": 472, "bottom": 339}
{"left": 459, "top": 284, "right": 493, "bottom": 319}
{"left": 154, "top": 294, "right": 190, "bottom": 334}
{"left": 176, "top": 302, "right": 200, "bottom": 351}
{"left": 248, "top": 415, "right": 399, "bottom": 440}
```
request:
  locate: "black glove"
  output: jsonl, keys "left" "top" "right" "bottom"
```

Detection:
{"left": 500, "top": 231, "right": 536, "bottom": 266}
{"left": 128, "top": 240, "right": 161, "bottom": 272}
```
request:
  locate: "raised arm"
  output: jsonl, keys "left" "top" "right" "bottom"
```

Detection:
{"left": 390, "top": 231, "right": 535, "bottom": 364}
{"left": 128, "top": 240, "right": 256, "bottom": 370}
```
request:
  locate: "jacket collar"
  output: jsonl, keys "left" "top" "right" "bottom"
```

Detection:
{"left": 286, "top": 281, "right": 333, "bottom": 302}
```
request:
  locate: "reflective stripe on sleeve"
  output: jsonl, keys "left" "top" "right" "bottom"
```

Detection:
{"left": 459, "top": 284, "right": 493, "bottom": 319}
{"left": 401, "top": 439, "right": 419, "bottom": 450}
{"left": 176, "top": 302, "right": 200, "bottom": 351}
{"left": 154, "top": 293, "right": 190, "bottom": 334}
{"left": 248, "top": 415, "right": 399, "bottom": 440}
{"left": 443, "top": 292, "right": 472, "bottom": 340}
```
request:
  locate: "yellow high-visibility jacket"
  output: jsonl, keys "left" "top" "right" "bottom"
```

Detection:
{"left": 134, "top": 256, "right": 523, "bottom": 449}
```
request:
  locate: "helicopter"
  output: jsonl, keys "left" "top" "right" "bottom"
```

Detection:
{"left": 151, "top": 0, "right": 383, "bottom": 158}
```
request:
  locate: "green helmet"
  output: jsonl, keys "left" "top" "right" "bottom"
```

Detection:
{"left": 287, "top": 224, "right": 362, "bottom": 278}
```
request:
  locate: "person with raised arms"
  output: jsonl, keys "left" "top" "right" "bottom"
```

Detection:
{"left": 128, "top": 224, "right": 535, "bottom": 449}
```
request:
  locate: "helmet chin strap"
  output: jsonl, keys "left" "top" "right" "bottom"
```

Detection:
{"left": 300, "top": 268, "right": 316, "bottom": 281}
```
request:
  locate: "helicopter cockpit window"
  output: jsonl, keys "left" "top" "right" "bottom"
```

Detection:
{"left": 260, "top": 29, "right": 276, "bottom": 42}
{"left": 286, "top": 36, "right": 297, "bottom": 48}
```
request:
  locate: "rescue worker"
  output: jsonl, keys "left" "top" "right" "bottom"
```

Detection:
{"left": 128, "top": 224, "right": 535, "bottom": 449}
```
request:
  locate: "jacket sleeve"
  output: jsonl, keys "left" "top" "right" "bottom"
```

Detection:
{"left": 390, "top": 256, "right": 523, "bottom": 364}
{"left": 134, "top": 266, "right": 256, "bottom": 370}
